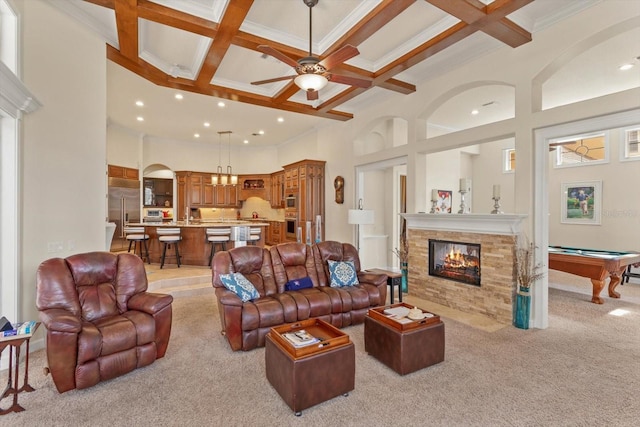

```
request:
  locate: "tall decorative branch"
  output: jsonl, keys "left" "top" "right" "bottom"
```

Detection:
{"left": 515, "top": 237, "right": 545, "bottom": 292}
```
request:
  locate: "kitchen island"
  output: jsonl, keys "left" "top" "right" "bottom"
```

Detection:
{"left": 128, "top": 221, "right": 268, "bottom": 266}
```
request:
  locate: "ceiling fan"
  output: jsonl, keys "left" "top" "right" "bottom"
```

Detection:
{"left": 251, "top": 0, "right": 372, "bottom": 101}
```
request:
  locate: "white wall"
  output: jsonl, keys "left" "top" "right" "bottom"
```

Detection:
{"left": 107, "top": 122, "right": 140, "bottom": 169}
{"left": 21, "top": 0, "right": 106, "bottom": 325}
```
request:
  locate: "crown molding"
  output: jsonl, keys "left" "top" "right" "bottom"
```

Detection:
{"left": 0, "top": 61, "right": 41, "bottom": 119}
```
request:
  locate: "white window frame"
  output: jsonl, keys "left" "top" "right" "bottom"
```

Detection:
{"left": 551, "top": 131, "right": 609, "bottom": 168}
{"left": 620, "top": 125, "right": 640, "bottom": 162}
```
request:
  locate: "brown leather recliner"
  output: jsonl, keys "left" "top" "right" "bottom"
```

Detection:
{"left": 36, "top": 251, "right": 173, "bottom": 393}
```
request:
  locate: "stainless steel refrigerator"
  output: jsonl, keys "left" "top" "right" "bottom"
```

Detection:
{"left": 108, "top": 177, "right": 141, "bottom": 251}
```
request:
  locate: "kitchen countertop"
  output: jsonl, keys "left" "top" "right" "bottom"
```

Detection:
{"left": 130, "top": 221, "right": 269, "bottom": 227}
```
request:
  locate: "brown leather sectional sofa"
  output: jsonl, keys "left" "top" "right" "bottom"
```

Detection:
{"left": 212, "top": 241, "right": 388, "bottom": 351}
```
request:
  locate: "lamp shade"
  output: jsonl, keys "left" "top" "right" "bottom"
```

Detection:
{"left": 348, "top": 209, "right": 374, "bottom": 225}
{"left": 294, "top": 73, "right": 328, "bottom": 92}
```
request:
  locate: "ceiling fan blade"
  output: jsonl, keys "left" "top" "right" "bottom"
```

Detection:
{"left": 251, "top": 75, "right": 296, "bottom": 85}
{"left": 319, "top": 45, "right": 359, "bottom": 70}
{"left": 257, "top": 45, "right": 300, "bottom": 69}
{"left": 328, "top": 73, "right": 372, "bottom": 88}
{"left": 306, "top": 89, "right": 319, "bottom": 101}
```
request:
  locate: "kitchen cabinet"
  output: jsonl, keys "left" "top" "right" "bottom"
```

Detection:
{"left": 283, "top": 159, "right": 325, "bottom": 244}
{"left": 265, "top": 221, "right": 284, "bottom": 246}
{"left": 108, "top": 164, "right": 139, "bottom": 180}
{"left": 143, "top": 178, "right": 173, "bottom": 207}
{"left": 270, "top": 171, "right": 284, "bottom": 208}
{"left": 284, "top": 166, "right": 299, "bottom": 192}
{"left": 176, "top": 171, "right": 240, "bottom": 213}
{"left": 238, "top": 174, "right": 270, "bottom": 201}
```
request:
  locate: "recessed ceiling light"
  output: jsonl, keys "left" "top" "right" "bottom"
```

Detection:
{"left": 194, "top": 133, "right": 200, "bottom": 138}
{"left": 136, "top": 116, "right": 144, "bottom": 121}
{"left": 175, "top": 93, "right": 183, "bottom": 100}
{"left": 277, "top": 117, "right": 284, "bottom": 123}
{"left": 258, "top": 130, "right": 265, "bottom": 135}
{"left": 243, "top": 139, "right": 249, "bottom": 144}
{"left": 218, "top": 101, "right": 225, "bottom": 107}
{"left": 135, "top": 100, "right": 144, "bottom": 107}
{"left": 204, "top": 122, "right": 210, "bottom": 127}
{"left": 471, "top": 109, "right": 479, "bottom": 115}
{"left": 619, "top": 63, "right": 634, "bottom": 71}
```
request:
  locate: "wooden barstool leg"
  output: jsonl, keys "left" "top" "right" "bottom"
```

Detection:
{"left": 175, "top": 243, "right": 181, "bottom": 268}
{"left": 160, "top": 243, "right": 167, "bottom": 269}
{"left": 143, "top": 239, "right": 150, "bottom": 264}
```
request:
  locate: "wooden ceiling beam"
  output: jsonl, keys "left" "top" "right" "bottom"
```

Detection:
{"left": 425, "top": 0, "right": 532, "bottom": 48}
{"left": 323, "top": 0, "right": 416, "bottom": 55}
{"left": 107, "top": 45, "right": 352, "bottom": 121}
{"left": 113, "top": 0, "right": 138, "bottom": 60}
{"left": 195, "top": 0, "right": 254, "bottom": 87}
{"left": 137, "top": 0, "right": 218, "bottom": 38}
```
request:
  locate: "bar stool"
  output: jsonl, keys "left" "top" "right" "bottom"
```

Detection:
{"left": 124, "top": 226, "right": 150, "bottom": 264}
{"left": 247, "top": 227, "right": 261, "bottom": 245}
{"left": 157, "top": 228, "right": 181, "bottom": 269}
{"left": 207, "top": 227, "right": 231, "bottom": 266}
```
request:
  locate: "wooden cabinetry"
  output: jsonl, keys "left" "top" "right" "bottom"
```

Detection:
{"left": 266, "top": 221, "right": 284, "bottom": 246}
{"left": 239, "top": 174, "right": 270, "bottom": 201}
{"left": 176, "top": 171, "right": 240, "bottom": 216}
{"left": 283, "top": 160, "right": 325, "bottom": 244}
{"left": 108, "top": 164, "right": 138, "bottom": 180}
{"left": 270, "top": 171, "right": 284, "bottom": 208}
{"left": 143, "top": 178, "right": 173, "bottom": 207}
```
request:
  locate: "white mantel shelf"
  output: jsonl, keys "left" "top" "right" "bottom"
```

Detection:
{"left": 402, "top": 213, "right": 527, "bottom": 235}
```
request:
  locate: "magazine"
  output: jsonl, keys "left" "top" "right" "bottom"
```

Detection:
{"left": 0, "top": 320, "right": 37, "bottom": 341}
{"left": 282, "top": 329, "right": 319, "bottom": 347}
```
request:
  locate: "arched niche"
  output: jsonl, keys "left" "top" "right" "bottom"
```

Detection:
{"left": 143, "top": 163, "right": 173, "bottom": 179}
{"left": 534, "top": 19, "right": 640, "bottom": 111}
{"left": 423, "top": 82, "right": 515, "bottom": 138}
{"left": 353, "top": 117, "right": 408, "bottom": 156}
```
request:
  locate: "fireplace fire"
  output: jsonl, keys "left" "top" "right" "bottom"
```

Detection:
{"left": 429, "top": 239, "right": 481, "bottom": 286}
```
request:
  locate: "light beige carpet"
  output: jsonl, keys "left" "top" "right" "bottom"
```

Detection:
{"left": 2, "top": 278, "right": 639, "bottom": 426}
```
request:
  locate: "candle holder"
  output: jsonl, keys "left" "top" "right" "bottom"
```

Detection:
{"left": 458, "top": 189, "right": 468, "bottom": 214}
{"left": 491, "top": 196, "right": 503, "bottom": 214}
{"left": 429, "top": 198, "right": 437, "bottom": 214}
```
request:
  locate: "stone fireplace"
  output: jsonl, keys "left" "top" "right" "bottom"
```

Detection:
{"left": 402, "top": 214, "right": 526, "bottom": 325}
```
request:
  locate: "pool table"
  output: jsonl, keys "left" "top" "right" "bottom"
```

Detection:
{"left": 548, "top": 246, "right": 640, "bottom": 304}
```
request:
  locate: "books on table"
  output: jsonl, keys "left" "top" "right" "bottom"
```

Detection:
{"left": 0, "top": 319, "right": 37, "bottom": 341}
{"left": 282, "top": 329, "right": 320, "bottom": 347}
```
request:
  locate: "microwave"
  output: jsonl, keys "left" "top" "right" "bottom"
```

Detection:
{"left": 285, "top": 194, "right": 296, "bottom": 209}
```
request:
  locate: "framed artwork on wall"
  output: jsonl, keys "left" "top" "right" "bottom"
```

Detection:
{"left": 561, "top": 181, "right": 602, "bottom": 225}
{"left": 435, "top": 190, "right": 453, "bottom": 214}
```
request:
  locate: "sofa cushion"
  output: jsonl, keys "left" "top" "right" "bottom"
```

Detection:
{"left": 328, "top": 260, "right": 359, "bottom": 287}
{"left": 220, "top": 273, "right": 260, "bottom": 302}
{"left": 285, "top": 276, "right": 314, "bottom": 291}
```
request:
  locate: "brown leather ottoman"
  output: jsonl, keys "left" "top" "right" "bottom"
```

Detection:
{"left": 364, "top": 309, "right": 445, "bottom": 375}
{"left": 265, "top": 320, "right": 355, "bottom": 416}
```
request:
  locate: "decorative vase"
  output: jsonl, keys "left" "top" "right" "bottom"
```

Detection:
{"left": 401, "top": 262, "right": 408, "bottom": 293}
{"left": 514, "top": 288, "right": 531, "bottom": 329}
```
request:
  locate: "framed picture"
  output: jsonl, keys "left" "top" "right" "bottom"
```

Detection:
{"left": 435, "top": 190, "right": 453, "bottom": 214}
{"left": 561, "top": 181, "right": 602, "bottom": 225}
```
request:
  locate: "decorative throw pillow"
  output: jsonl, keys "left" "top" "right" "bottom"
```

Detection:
{"left": 285, "top": 276, "right": 314, "bottom": 291}
{"left": 328, "top": 260, "right": 359, "bottom": 287}
{"left": 219, "top": 272, "right": 260, "bottom": 302}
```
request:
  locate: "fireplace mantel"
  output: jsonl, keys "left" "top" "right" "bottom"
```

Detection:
{"left": 402, "top": 214, "right": 527, "bottom": 235}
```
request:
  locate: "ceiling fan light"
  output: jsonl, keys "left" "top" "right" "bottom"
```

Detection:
{"left": 295, "top": 73, "right": 328, "bottom": 92}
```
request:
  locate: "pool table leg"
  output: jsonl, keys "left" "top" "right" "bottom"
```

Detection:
{"left": 590, "top": 279, "right": 605, "bottom": 304}
{"left": 607, "top": 271, "right": 622, "bottom": 299}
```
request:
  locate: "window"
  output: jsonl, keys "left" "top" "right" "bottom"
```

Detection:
{"left": 550, "top": 132, "right": 608, "bottom": 168}
{"left": 621, "top": 126, "right": 640, "bottom": 161}
{"left": 502, "top": 148, "right": 515, "bottom": 173}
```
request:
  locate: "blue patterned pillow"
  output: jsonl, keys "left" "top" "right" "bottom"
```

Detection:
{"left": 328, "top": 260, "right": 359, "bottom": 287}
{"left": 219, "top": 273, "right": 260, "bottom": 302}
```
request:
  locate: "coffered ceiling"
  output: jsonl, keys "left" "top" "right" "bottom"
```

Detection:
{"left": 51, "top": 0, "right": 610, "bottom": 145}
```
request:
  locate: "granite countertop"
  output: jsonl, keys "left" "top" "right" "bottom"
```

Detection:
{"left": 130, "top": 221, "right": 269, "bottom": 227}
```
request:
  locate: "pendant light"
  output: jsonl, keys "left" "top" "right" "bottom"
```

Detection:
{"left": 212, "top": 131, "right": 224, "bottom": 185}
{"left": 219, "top": 131, "right": 237, "bottom": 186}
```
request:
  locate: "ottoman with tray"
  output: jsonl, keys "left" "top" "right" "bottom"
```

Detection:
{"left": 364, "top": 302, "right": 445, "bottom": 375}
{"left": 265, "top": 318, "right": 355, "bottom": 416}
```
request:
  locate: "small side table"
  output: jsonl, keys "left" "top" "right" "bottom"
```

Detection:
{"left": 365, "top": 268, "right": 403, "bottom": 304}
{"left": 0, "top": 322, "right": 40, "bottom": 415}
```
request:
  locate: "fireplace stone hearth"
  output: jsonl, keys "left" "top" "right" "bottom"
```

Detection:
{"left": 402, "top": 214, "right": 526, "bottom": 325}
